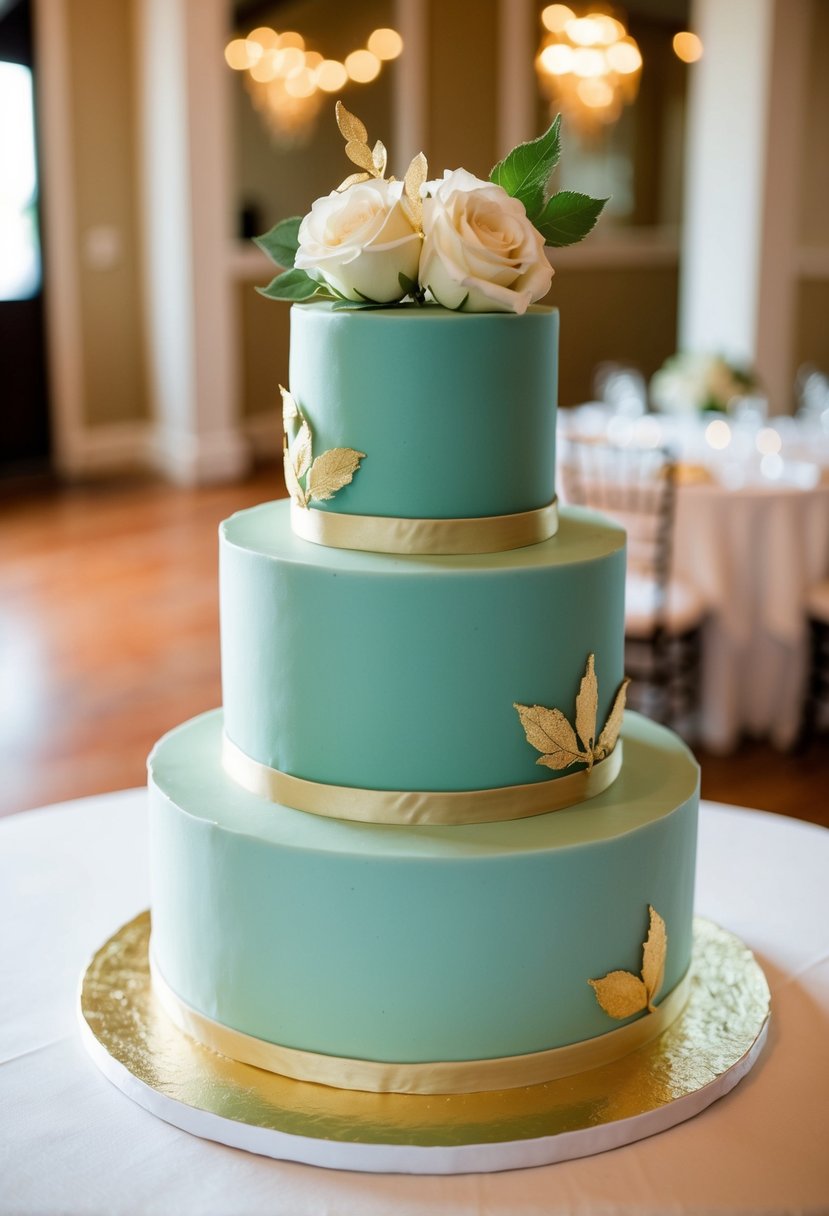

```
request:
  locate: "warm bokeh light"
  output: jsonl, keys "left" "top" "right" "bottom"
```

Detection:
{"left": 249, "top": 50, "right": 279, "bottom": 83}
{"left": 535, "top": 8, "right": 642, "bottom": 132}
{"left": 577, "top": 77, "right": 613, "bottom": 107}
{"left": 572, "top": 47, "right": 605, "bottom": 77}
{"left": 566, "top": 16, "right": 604, "bottom": 46}
{"left": 673, "top": 31, "right": 703, "bottom": 63}
{"left": 275, "top": 46, "right": 305, "bottom": 77}
{"left": 284, "top": 67, "right": 316, "bottom": 98}
{"left": 316, "top": 59, "right": 348, "bottom": 92}
{"left": 304, "top": 51, "right": 323, "bottom": 71}
{"left": 541, "top": 4, "right": 575, "bottom": 33}
{"left": 277, "top": 31, "right": 305, "bottom": 50}
{"left": 538, "top": 43, "right": 573, "bottom": 75}
{"left": 345, "top": 49, "right": 381, "bottom": 83}
{"left": 367, "top": 28, "right": 403, "bottom": 60}
{"left": 705, "top": 420, "right": 732, "bottom": 451}
{"left": 225, "top": 39, "right": 258, "bottom": 70}
{"left": 606, "top": 38, "right": 642, "bottom": 74}
{"left": 248, "top": 26, "right": 278, "bottom": 50}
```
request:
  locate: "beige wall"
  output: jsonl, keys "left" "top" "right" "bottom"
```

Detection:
{"left": 67, "top": 0, "right": 147, "bottom": 427}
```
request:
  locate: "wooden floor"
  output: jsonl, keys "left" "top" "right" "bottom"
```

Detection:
{"left": 2, "top": 465, "right": 828, "bottom": 825}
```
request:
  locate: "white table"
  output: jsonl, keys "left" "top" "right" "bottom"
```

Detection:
{"left": 673, "top": 479, "right": 829, "bottom": 750}
{"left": 2, "top": 791, "right": 829, "bottom": 1215}
{"left": 559, "top": 409, "right": 829, "bottom": 750}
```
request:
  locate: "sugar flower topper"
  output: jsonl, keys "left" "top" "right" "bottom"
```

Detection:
{"left": 255, "top": 102, "right": 606, "bottom": 315}
{"left": 590, "top": 906, "right": 667, "bottom": 1018}
{"left": 514, "top": 654, "right": 629, "bottom": 772}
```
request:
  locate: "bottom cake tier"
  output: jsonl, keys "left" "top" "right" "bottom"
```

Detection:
{"left": 148, "top": 710, "right": 699, "bottom": 1093}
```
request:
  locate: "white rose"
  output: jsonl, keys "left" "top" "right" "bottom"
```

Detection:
{"left": 295, "top": 179, "right": 422, "bottom": 304}
{"left": 419, "top": 169, "right": 553, "bottom": 314}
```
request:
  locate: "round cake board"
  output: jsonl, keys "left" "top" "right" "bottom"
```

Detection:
{"left": 78, "top": 912, "right": 769, "bottom": 1175}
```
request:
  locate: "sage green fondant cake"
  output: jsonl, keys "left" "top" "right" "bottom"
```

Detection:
{"left": 148, "top": 302, "right": 700, "bottom": 1095}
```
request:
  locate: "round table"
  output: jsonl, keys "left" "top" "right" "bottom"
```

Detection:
{"left": 2, "top": 791, "right": 828, "bottom": 1214}
{"left": 559, "top": 408, "right": 829, "bottom": 751}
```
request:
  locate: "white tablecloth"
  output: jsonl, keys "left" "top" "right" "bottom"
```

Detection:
{"left": 673, "top": 480, "right": 829, "bottom": 750}
{"left": 2, "top": 791, "right": 829, "bottom": 1215}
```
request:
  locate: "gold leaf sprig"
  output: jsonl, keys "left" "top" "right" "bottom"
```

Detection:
{"left": 280, "top": 386, "right": 365, "bottom": 509}
{"left": 589, "top": 906, "right": 667, "bottom": 1018}
{"left": 334, "top": 101, "right": 428, "bottom": 237}
{"left": 514, "top": 654, "right": 629, "bottom": 773}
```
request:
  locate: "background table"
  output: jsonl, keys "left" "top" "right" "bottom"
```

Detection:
{"left": 2, "top": 791, "right": 828, "bottom": 1215}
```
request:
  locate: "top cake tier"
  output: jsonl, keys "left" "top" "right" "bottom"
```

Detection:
{"left": 288, "top": 302, "right": 558, "bottom": 522}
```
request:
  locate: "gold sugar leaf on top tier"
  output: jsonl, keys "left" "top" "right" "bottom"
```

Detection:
{"left": 280, "top": 384, "right": 364, "bottom": 509}
{"left": 306, "top": 447, "right": 366, "bottom": 502}
{"left": 404, "top": 152, "right": 428, "bottom": 229}
{"left": 514, "top": 654, "right": 629, "bottom": 773}
{"left": 335, "top": 100, "right": 368, "bottom": 144}
{"left": 590, "top": 907, "right": 668, "bottom": 1020}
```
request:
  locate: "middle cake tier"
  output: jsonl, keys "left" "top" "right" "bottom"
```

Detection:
{"left": 220, "top": 499, "right": 625, "bottom": 799}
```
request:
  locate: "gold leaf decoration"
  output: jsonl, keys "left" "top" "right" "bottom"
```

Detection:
{"left": 307, "top": 447, "right": 366, "bottom": 502}
{"left": 345, "top": 139, "right": 375, "bottom": 173}
{"left": 512, "top": 704, "right": 584, "bottom": 770}
{"left": 335, "top": 100, "right": 368, "bottom": 144}
{"left": 588, "top": 971, "right": 648, "bottom": 1020}
{"left": 590, "top": 905, "right": 668, "bottom": 1020}
{"left": 337, "top": 171, "right": 371, "bottom": 193}
{"left": 279, "top": 384, "right": 298, "bottom": 424}
{"left": 280, "top": 386, "right": 364, "bottom": 510}
{"left": 595, "top": 677, "right": 631, "bottom": 761}
{"left": 291, "top": 421, "right": 313, "bottom": 480}
{"left": 514, "top": 654, "right": 629, "bottom": 773}
{"left": 403, "top": 151, "right": 428, "bottom": 230}
{"left": 575, "top": 653, "right": 598, "bottom": 767}
{"left": 372, "top": 139, "right": 388, "bottom": 177}
{"left": 641, "top": 906, "right": 667, "bottom": 1012}
{"left": 282, "top": 434, "right": 307, "bottom": 509}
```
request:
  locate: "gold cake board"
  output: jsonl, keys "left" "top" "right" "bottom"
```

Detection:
{"left": 78, "top": 912, "right": 770, "bottom": 1175}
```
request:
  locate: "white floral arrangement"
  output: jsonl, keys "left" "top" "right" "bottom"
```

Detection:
{"left": 650, "top": 353, "right": 759, "bottom": 416}
{"left": 255, "top": 103, "right": 606, "bottom": 316}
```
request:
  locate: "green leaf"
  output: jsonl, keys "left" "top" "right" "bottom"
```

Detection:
{"left": 330, "top": 298, "right": 398, "bottom": 311}
{"left": 489, "top": 114, "right": 562, "bottom": 219}
{"left": 534, "top": 191, "right": 607, "bottom": 247}
{"left": 254, "top": 217, "right": 302, "bottom": 269}
{"left": 256, "top": 268, "right": 327, "bottom": 302}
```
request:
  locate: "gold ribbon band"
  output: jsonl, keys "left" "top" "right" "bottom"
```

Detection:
{"left": 222, "top": 734, "right": 623, "bottom": 826}
{"left": 150, "top": 955, "right": 692, "bottom": 1095}
{"left": 290, "top": 498, "right": 559, "bottom": 555}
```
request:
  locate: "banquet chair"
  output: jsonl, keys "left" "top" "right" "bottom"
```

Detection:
{"left": 797, "top": 580, "right": 829, "bottom": 746}
{"left": 560, "top": 436, "right": 706, "bottom": 727}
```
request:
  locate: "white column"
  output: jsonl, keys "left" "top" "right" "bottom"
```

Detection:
{"left": 496, "top": 0, "right": 536, "bottom": 157}
{"left": 679, "top": 0, "right": 775, "bottom": 365}
{"left": 135, "top": 0, "right": 248, "bottom": 484}
{"left": 393, "top": 0, "right": 429, "bottom": 170}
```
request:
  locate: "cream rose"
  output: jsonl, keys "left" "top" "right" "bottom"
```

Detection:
{"left": 419, "top": 169, "right": 553, "bottom": 314}
{"left": 295, "top": 179, "right": 421, "bottom": 304}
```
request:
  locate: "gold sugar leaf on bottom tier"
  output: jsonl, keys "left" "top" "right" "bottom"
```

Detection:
{"left": 590, "top": 905, "right": 668, "bottom": 1020}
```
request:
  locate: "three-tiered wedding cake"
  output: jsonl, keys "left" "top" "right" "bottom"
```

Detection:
{"left": 147, "top": 106, "right": 699, "bottom": 1097}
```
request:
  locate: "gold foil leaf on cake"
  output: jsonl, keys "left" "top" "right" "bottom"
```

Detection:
{"left": 291, "top": 422, "right": 313, "bottom": 480}
{"left": 595, "top": 678, "right": 631, "bottom": 761}
{"left": 514, "top": 654, "right": 629, "bottom": 773}
{"left": 404, "top": 152, "right": 428, "bottom": 229}
{"left": 345, "top": 140, "right": 375, "bottom": 173}
{"left": 280, "top": 385, "right": 363, "bottom": 509}
{"left": 641, "top": 905, "right": 667, "bottom": 1011}
{"left": 335, "top": 100, "right": 368, "bottom": 144}
{"left": 590, "top": 906, "right": 667, "bottom": 1020}
{"left": 282, "top": 434, "right": 307, "bottom": 509}
{"left": 512, "top": 704, "right": 583, "bottom": 771}
{"left": 337, "top": 172, "right": 372, "bottom": 193}
{"left": 280, "top": 384, "right": 299, "bottom": 423}
{"left": 372, "top": 140, "right": 388, "bottom": 177}
{"left": 575, "top": 653, "right": 598, "bottom": 765}
{"left": 306, "top": 447, "right": 366, "bottom": 503}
